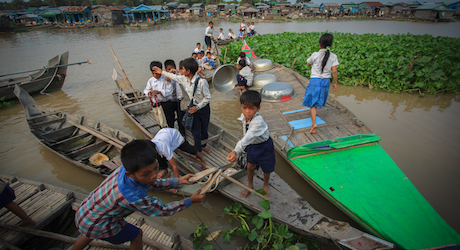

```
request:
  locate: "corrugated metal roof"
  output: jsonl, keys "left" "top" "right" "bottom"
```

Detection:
{"left": 363, "top": 2, "right": 385, "bottom": 6}
{"left": 416, "top": 4, "right": 454, "bottom": 10}
{"left": 323, "top": 3, "right": 341, "bottom": 7}
{"left": 62, "top": 6, "right": 89, "bottom": 12}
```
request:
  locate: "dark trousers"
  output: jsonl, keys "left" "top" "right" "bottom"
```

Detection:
{"left": 237, "top": 74, "right": 248, "bottom": 88}
{"left": 161, "top": 101, "right": 185, "bottom": 136}
{"left": 191, "top": 104, "right": 210, "bottom": 152}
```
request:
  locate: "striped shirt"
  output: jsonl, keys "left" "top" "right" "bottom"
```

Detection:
{"left": 233, "top": 113, "right": 270, "bottom": 154}
{"left": 75, "top": 166, "right": 191, "bottom": 239}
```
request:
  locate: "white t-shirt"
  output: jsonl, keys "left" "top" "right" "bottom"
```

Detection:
{"left": 151, "top": 128, "right": 185, "bottom": 161}
{"left": 217, "top": 32, "right": 225, "bottom": 40}
{"left": 239, "top": 66, "right": 253, "bottom": 87}
{"left": 237, "top": 57, "right": 251, "bottom": 67}
{"left": 307, "top": 49, "right": 339, "bottom": 79}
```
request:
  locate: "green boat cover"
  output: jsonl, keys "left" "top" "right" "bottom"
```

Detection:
{"left": 287, "top": 134, "right": 460, "bottom": 250}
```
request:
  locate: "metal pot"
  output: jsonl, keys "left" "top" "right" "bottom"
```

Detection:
{"left": 260, "top": 82, "right": 296, "bottom": 102}
{"left": 252, "top": 74, "right": 277, "bottom": 89}
{"left": 212, "top": 64, "right": 239, "bottom": 93}
{"left": 253, "top": 59, "right": 274, "bottom": 71}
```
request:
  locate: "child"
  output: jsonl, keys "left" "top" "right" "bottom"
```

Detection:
{"left": 302, "top": 33, "right": 339, "bottom": 134}
{"left": 153, "top": 128, "right": 206, "bottom": 180}
{"left": 240, "top": 19, "right": 247, "bottom": 32}
{"left": 236, "top": 60, "right": 252, "bottom": 90}
{"left": 191, "top": 52, "right": 197, "bottom": 59}
{"left": 0, "top": 179, "right": 36, "bottom": 227}
{"left": 217, "top": 28, "right": 225, "bottom": 40}
{"left": 144, "top": 61, "right": 168, "bottom": 128}
{"left": 152, "top": 58, "right": 212, "bottom": 166}
{"left": 194, "top": 43, "right": 203, "bottom": 54}
{"left": 237, "top": 29, "right": 244, "bottom": 38}
{"left": 237, "top": 52, "right": 252, "bottom": 69}
{"left": 204, "top": 21, "right": 213, "bottom": 49}
{"left": 203, "top": 52, "right": 216, "bottom": 70}
{"left": 227, "top": 90, "right": 275, "bottom": 198}
{"left": 164, "top": 59, "right": 185, "bottom": 136}
{"left": 249, "top": 22, "right": 255, "bottom": 35}
{"left": 196, "top": 51, "right": 204, "bottom": 75}
{"left": 72, "top": 140, "right": 205, "bottom": 250}
{"left": 227, "top": 29, "right": 235, "bottom": 40}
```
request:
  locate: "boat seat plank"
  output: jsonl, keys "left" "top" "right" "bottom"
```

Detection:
{"left": 27, "top": 112, "right": 61, "bottom": 121}
{"left": 65, "top": 141, "right": 108, "bottom": 159}
{"left": 37, "top": 126, "right": 76, "bottom": 142}
{"left": 122, "top": 99, "right": 151, "bottom": 109}
{"left": 50, "top": 132, "right": 91, "bottom": 148}
{"left": 30, "top": 117, "right": 65, "bottom": 128}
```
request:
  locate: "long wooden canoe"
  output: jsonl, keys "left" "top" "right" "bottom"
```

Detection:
{"left": 0, "top": 175, "right": 193, "bottom": 250}
{"left": 287, "top": 134, "right": 460, "bottom": 250}
{"left": 1, "top": 52, "right": 69, "bottom": 101}
{"left": 14, "top": 84, "right": 132, "bottom": 177}
{"left": 112, "top": 69, "right": 395, "bottom": 249}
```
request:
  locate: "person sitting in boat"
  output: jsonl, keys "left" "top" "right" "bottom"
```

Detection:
{"left": 217, "top": 28, "right": 225, "bottom": 40}
{"left": 240, "top": 19, "right": 247, "bottom": 32}
{"left": 237, "top": 52, "right": 252, "bottom": 69}
{"left": 196, "top": 51, "right": 204, "bottom": 75}
{"left": 152, "top": 127, "right": 206, "bottom": 180}
{"left": 143, "top": 61, "right": 171, "bottom": 129}
{"left": 205, "top": 45, "right": 218, "bottom": 59}
{"left": 0, "top": 179, "right": 36, "bottom": 227}
{"left": 72, "top": 139, "right": 205, "bottom": 250}
{"left": 194, "top": 42, "right": 203, "bottom": 54}
{"left": 237, "top": 29, "right": 245, "bottom": 38}
{"left": 249, "top": 22, "right": 255, "bottom": 35}
{"left": 151, "top": 58, "right": 212, "bottom": 166}
{"left": 235, "top": 60, "right": 252, "bottom": 90}
{"left": 227, "top": 90, "right": 275, "bottom": 198}
{"left": 203, "top": 52, "right": 217, "bottom": 70}
{"left": 164, "top": 59, "right": 185, "bottom": 136}
{"left": 227, "top": 29, "right": 236, "bottom": 40}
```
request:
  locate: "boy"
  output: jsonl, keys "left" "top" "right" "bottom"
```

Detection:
{"left": 194, "top": 43, "right": 203, "bottom": 54}
{"left": 227, "top": 29, "right": 235, "bottom": 40}
{"left": 227, "top": 90, "right": 275, "bottom": 198}
{"left": 203, "top": 52, "right": 216, "bottom": 70}
{"left": 0, "top": 179, "right": 36, "bottom": 227}
{"left": 196, "top": 51, "right": 204, "bottom": 75}
{"left": 153, "top": 127, "right": 206, "bottom": 180}
{"left": 72, "top": 140, "right": 205, "bottom": 250}
{"left": 236, "top": 60, "right": 252, "bottom": 90}
{"left": 164, "top": 59, "right": 185, "bottom": 135}
{"left": 237, "top": 52, "right": 252, "bottom": 69}
{"left": 152, "top": 58, "right": 212, "bottom": 166}
{"left": 144, "top": 61, "right": 169, "bottom": 128}
{"left": 204, "top": 21, "right": 213, "bottom": 48}
{"left": 237, "top": 29, "right": 245, "bottom": 38}
{"left": 249, "top": 22, "right": 255, "bottom": 35}
{"left": 191, "top": 52, "right": 197, "bottom": 60}
{"left": 217, "top": 28, "right": 225, "bottom": 40}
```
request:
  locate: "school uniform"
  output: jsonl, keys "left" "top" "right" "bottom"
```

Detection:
{"left": 303, "top": 49, "right": 339, "bottom": 109}
{"left": 237, "top": 57, "right": 251, "bottom": 67}
{"left": 161, "top": 71, "right": 212, "bottom": 153}
{"left": 234, "top": 113, "right": 275, "bottom": 173}
{"left": 237, "top": 66, "right": 253, "bottom": 88}
{"left": 227, "top": 32, "right": 235, "bottom": 40}
{"left": 217, "top": 32, "right": 225, "bottom": 40}
{"left": 164, "top": 79, "right": 185, "bottom": 135}
{"left": 194, "top": 48, "right": 203, "bottom": 54}
{"left": 205, "top": 26, "right": 213, "bottom": 47}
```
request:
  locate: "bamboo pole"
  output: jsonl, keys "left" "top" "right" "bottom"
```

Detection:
{"left": 175, "top": 151, "right": 269, "bottom": 201}
{"left": 108, "top": 45, "right": 138, "bottom": 101}
{"left": 67, "top": 121, "right": 125, "bottom": 149}
{"left": 0, "top": 60, "right": 91, "bottom": 78}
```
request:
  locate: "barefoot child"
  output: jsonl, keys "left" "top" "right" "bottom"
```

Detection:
{"left": 0, "top": 179, "right": 36, "bottom": 227}
{"left": 303, "top": 33, "right": 339, "bottom": 134}
{"left": 227, "top": 90, "right": 275, "bottom": 198}
{"left": 236, "top": 60, "right": 252, "bottom": 90}
{"left": 72, "top": 140, "right": 205, "bottom": 250}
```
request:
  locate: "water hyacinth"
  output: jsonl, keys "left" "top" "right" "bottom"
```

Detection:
{"left": 222, "top": 32, "right": 460, "bottom": 95}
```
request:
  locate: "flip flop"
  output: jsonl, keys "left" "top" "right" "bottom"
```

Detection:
{"left": 189, "top": 167, "right": 218, "bottom": 183}
{"left": 200, "top": 169, "right": 222, "bottom": 195}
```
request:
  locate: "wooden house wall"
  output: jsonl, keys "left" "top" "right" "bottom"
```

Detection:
{"left": 414, "top": 9, "right": 437, "bottom": 19}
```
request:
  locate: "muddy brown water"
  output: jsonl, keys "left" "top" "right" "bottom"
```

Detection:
{"left": 1, "top": 20, "right": 459, "bottom": 248}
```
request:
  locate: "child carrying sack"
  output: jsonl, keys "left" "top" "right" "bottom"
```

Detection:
{"left": 182, "top": 77, "right": 200, "bottom": 130}
{"left": 149, "top": 95, "right": 167, "bottom": 128}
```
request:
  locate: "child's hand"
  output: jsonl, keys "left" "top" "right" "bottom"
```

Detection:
{"left": 179, "top": 174, "right": 196, "bottom": 185}
{"left": 151, "top": 66, "right": 162, "bottom": 74}
{"left": 189, "top": 106, "right": 198, "bottom": 114}
{"left": 333, "top": 83, "right": 338, "bottom": 92}
{"left": 190, "top": 189, "right": 206, "bottom": 203}
{"left": 227, "top": 151, "right": 237, "bottom": 162}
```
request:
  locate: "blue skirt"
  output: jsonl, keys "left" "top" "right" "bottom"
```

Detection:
{"left": 302, "top": 78, "right": 330, "bottom": 109}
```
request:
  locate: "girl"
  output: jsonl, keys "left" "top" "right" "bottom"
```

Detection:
{"left": 303, "top": 33, "right": 339, "bottom": 134}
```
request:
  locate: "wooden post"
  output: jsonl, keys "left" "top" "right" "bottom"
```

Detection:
{"left": 108, "top": 45, "right": 138, "bottom": 101}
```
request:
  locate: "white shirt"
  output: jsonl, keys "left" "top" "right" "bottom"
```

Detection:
{"left": 165, "top": 79, "right": 183, "bottom": 100}
{"left": 217, "top": 32, "right": 225, "bottom": 40}
{"left": 307, "top": 49, "right": 339, "bottom": 79}
{"left": 143, "top": 75, "right": 168, "bottom": 102}
{"left": 249, "top": 24, "right": 255, "bottom": 31}
{"left": 240, "top": 22, "right": 247, "bottom": 30}
{"left": 227, "top": 32, "right": 235, "bottom": 39}
{"left": 239, "top": 66, "right": 253, "bottom": 87}
{"left": 237, "top": 57, "right": 251, "bottom": 67}
{"left": 194, "top": 47, "right": 203, "bottom": 54}
{"left": 151, "top": 128, "right": 184, "bottom": 161}
{"left": 205, "top": 26, "right": 213, "bottom": 37}
{"left": 161, "top": 71, "right": 211, "bottom": 110}
{"left": 234, "top": 113, "right": 269, "bottom": 154}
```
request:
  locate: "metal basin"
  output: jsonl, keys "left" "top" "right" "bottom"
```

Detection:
{"left": 252, "top": 74, "right": 277, "bottom": 89}
{"left": 253, "top": 59, "right": 274, "bottom": 72}
{"left": 212, "top": 64, "right": 238, "bottom": 92}
{"left": 260, "top": 82, "right": 296, "bottom": 102}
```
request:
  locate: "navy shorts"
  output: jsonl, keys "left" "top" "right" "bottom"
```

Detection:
{"left": 157, "top": 140, "right": 197, "bottom": 170}
{"left": 237, "top": 74, "right": 248, "bottom": 88}
{"left": 246, "top": 137, "right": 275, "bottom": 173}
{"left": 101, "top": 223, "right": 140, "bottom": 245}
{"left": 0, "top": 180, "right": 15, "bottom": 208}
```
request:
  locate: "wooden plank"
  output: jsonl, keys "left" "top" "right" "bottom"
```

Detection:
{"left": 39, "top": 126, "right": 76, "bottom": 141}
{"left": 27, "top": 111, "right": 61, "bottom": 121}
{"left": 50, "top": 132, "right": 91, "bottom": 148}
{"left": 122, "top": 99, "right": 151, "bottom": 109}
{"left": 65, "top": 141, "right": 108, "bottom": 159}
{"left": 317, "top": 127, "right": 337, "bottom": 140}
{"left": 30, "top": 117, "right": 65, "bottom": 127}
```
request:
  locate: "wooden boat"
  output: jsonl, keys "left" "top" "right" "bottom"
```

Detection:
{"left": 241, "top": 42, "right": 460, "bottom": 249}
{"left": 287, "top": 134, "right": 460, "bottom": 250}
{"left": 14, "top": 84, "right": 132, "bottom": 177}
{"left": 0, "top": 52, "right": 69, "bottom": 101}
{"left": 112, "top": 69, "right": 395, "bottom": 249}
{"left": 0, "top": 175, "right": 193, "bottom": 250}
{"left": 215, "top": 38, "right": 241, "bottom": 46}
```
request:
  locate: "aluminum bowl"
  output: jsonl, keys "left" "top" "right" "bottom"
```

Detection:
{"left": 212, "top": 64, "right": 239, "bottom": 93}
{"left": 260, "top": 82, "right": 296, "bottom": 102}
{"left": 253, "top": 59, "right": 274, "bottom": 72}
{"left": 252, "top": 74, "right": 277, "bottom": 89}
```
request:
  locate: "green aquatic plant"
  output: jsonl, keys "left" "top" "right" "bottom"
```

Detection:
{"left": 222, "top": 32, "right": 460, "bottom": 94}
{"left": 0, "top": 97, "right": 14, "bottom": 109}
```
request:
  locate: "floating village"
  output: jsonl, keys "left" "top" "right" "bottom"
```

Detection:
{"left": 0, "top": 0, "right": 460, "bottom": 31}
{"left": 0, "top": 1, "right": 460, "bottom": 249}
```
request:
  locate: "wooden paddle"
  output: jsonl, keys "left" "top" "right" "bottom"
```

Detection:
{"left": 176, "top": 151, "right": 269, "bottom": 201}
{"left": 108, "top": 45, "right": 138, "bottom": 101}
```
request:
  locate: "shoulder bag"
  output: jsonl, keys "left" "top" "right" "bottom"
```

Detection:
{"left": 182, "top": 77, "right": 200, "bottom": 130}
{"left": 149, "top": 94, "right": 167, "bottom": 128}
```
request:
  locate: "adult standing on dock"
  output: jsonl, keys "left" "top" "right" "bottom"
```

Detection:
{"left": 204, "top": 21, "right": 214, "bottom": 49}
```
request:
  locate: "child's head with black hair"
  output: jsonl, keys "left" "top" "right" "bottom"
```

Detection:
{"left": 191, "top": 52, "right": 197, "bottom": 59}
{"left": 121, "top": 140, "right": 159, "bottom": 184}
{"left": 150, "top": 61, "right": 162, "bottom": 79}
{"left": 239, "top": 52, "right": 246, "bottom": 59}
{"left": 180, "top": 57, "right": 198, "bottom": 76}
{"left": 164, "top": 59, "right": 176, "bottom": 71}
{"left": 319, "top": 33, "right": 334, "bottom": 73}
{"left": 239, "top": 90, "right": 261, "bottom": 121}
{"left": 206, "top": 51, "right": 211, "bottom": 59}
{"left": 237, "top": 59, "right": 247, "bottom": 69}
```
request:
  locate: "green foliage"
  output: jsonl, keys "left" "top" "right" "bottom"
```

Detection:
{"left": 0, "top": 97, "right": 13, "bottom": 109}
{"left": 197, "top": 189, "right": 319, "bottom": 250}
{"left": 223, "top": 32, "right": 460, "bottom": 94}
